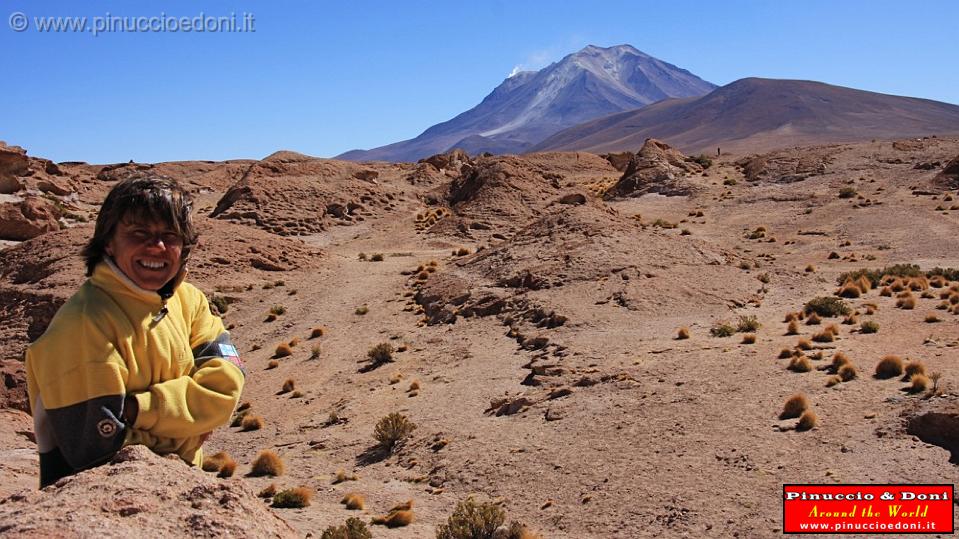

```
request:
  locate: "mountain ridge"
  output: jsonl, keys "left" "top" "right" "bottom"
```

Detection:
{"left": 337, "top": 44, "right": 716, "bottom": 162}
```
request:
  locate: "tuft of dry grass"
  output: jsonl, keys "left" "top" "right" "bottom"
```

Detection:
{"left": 805, "top": 264, "right": 816, "bottom": 273}
{"left": 389, "top": 372, "right": 403, "bottom": 385}
{"left": 895, "top": 294, "right": 916, "bottom": 310}
{"left": 826, "top": 376, "right": 841, "bottom": 387}
{"left": 273, "top": 487, "right": 313, "bottom": 508}
{"left": 788, "top": 356, "right": 812, "bottom": 373}
{"left": 831, "top": 351, "right": 849, "bottom": 369}
{"left": 241, "top": 415, "right": 264, "bottom": 431}
{"left": 780, "top": 393, "right": 809, "bottom": 419}
{"left": 838, "top": 364, "right": 858, "bottom": 381}
{"left": 741, "top": 333, "right": 756, "bottom": 344}
{"left": 879, "top": 287, "right": 892, "bottom": 297}
{"left": 796, "top": 338, "right": 813, "bottom": 351}
{"left": 250, "top": 450, "right": 285, "bottom": 477}
{"left": 202, "top": 451, "right": 233, "bottom": 472}
{"left": 266, "top": 360, "right": 279, "bottom": 369}
{"left": 274, "top": 343, "right": 293, "bottom": 358}
{"left": 236, "top": 402, "right": 251, "bottom": 412}
{"left": 837, "top": 284, "right": 861, "bottom": 298}
{"left": 258, "top": 484, "right": 277, "bottom": 498}
{"left": 784, "top": 312, "right": 798, "bottom": 323}
{"left": 786, "top": 320, "right": 800, "bottom": 335}
{"left": 310, "top": 345, "right": 321, "bottom": 360}
{"left": 796, "top": 410, "right": 818, "bottom": 431}
{"left": 806, "top": 313, "right": 822, "bottom": 325}
{"left": 875, "top": 355, "right": 904, "bottom": 379}
{"left": 281, "top": 379, "right": 295, "bottom": 393}
{"left": 355, "top": 306, "right": 369, "bottom": 315}
{"left": 408, "top": 380, "right": 421, "bottom": 392}
{"left": 676, "top": 327, "right": 690, "bottom": 340}
{"left": 332, "top": 469, "right": 357, "bottom": 484}
{"left": 909, "top": 374, "right": 930, "bottom": 393}
{"left": 341, "top": 492, "right": 365, "bottom": 510}
{"left": 904, "top": 360, "right": 926, "bottom": 380}
{"left": 310, "top": 326, "right": 325, "bottom": 339}
{"left": 367, "top": 342, "right": 395, "bottom": 366}
{"left": 812, "top": 330, "right": 834, "bottom": 343}
{"left": 371, "top": 509, "right": 414, "bottom": 528}
{"left": 217, "top": 459, "right": 236, "bottom": 478}
{"left": 288, "top": 337, "right": 300, "bottom": 348}
{"left": 924, "top": 313, "right": 941, "bottom": 323}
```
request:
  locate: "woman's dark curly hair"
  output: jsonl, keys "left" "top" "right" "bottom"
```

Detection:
{"left": 81, "top": 175, "right": 198, "bottom": 276}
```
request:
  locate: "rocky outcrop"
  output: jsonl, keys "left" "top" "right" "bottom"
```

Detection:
{"left": 0, "top": 445, "right": 298, "bottom": 538}
{"left": 0, "top": 144, "right": 29, "bottom": 194}
{"left": 0, "top": 196, "right": 62, "bottom": 241}
{"left": 737, "top": 145, "right": 840, "bottom": 183}
{"left": 603, "top": 139, "right": 702, "bottom": 199}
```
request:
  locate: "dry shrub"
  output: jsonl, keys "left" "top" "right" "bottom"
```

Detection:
{"left": 805, "top": 297, "right": 850, "bottom": 317}
{"left": 341, "top": 493, "right": 365, "bottom": 510}
{"left": 875, "top": 355, "right": 904, "bottom": 379}
{"left": 320, "top": 517, "right": 372, "bottom": 539}
{"left": 374, "top": 412, "right": 416, "bottom": 451}
{"left": 250, "top": 450, "right": 285, "bottom": 477}
{"left": 860, "top": 320, "right": 879, "bottom": 334}
{"left": 282, "top": 379, "right": 295, "bottom": 393}
{"left": 310, "top": 345, "right": 321, "bottom": 359}
{"left": 258, "top": 484, "right": 277, "bottom": 498}
{"left": 273, "top": 487, "right": 313, "bottom": 508}
{"left": 796, "top": 410, "right": 818, "bottom": 431}
{"left": 737, "top": 315, "right": 761, "bottom": 332}
{"left": 788, "top": 356, "right": 812, "bottom": 373}
{"left": 781, "top": 393, "right": 809, "bottom": 419}
{"left": 676, "top": 327, "right": 690, "bottom": 340}
{"left": 838, "top": 364, "right": 858, "bottom": 381}
{"left": 310, "top": 326, "right": 325, "bottom": 339}
{"left": 796, "top": 338, "right": 813, "bottom": 350}
{"left": 812, "top": 330, "right": 834, "bottom": 343}
{"left": 786, "top": 320, "right": 800, "bottom": 335}
{"left": 274, "top": 343, "right": 293, "bottom": 358}
{"left": 909, "top": 374, "right": 930, "bottom": 393}
{"left": 435, "top": 498, "right": 505, "bottom": 539}
{"left": 806, "top": 313, "right": 822, "bottom": 325}
{"left": 904, "top": 360, "right": 926, "bottom": 380}
{"left": 741, "top": 333, "right": 756, "bottom": 344}
{"left": 241, "top": 415, "right": 264, "bottom": 431}
{"left": 367, "top": 342, "right": 395, "bottom": 365}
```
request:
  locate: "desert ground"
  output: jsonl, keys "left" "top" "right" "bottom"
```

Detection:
{"left": 0, "top": 136, "right": 957, "bottom": 537}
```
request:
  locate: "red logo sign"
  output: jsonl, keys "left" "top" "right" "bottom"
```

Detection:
{"left": 783, "top": 484, "right": 954, "bottom": 534}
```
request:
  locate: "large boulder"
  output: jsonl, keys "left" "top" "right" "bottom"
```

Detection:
{"left": 0, "top": 196, "right": 62, "bottom": 241}
{"left": 603, "top": 139, "right": 702, "bottom": 199}
{"left": 0, "top": 445, "right": 299, "bottom": 538}
{"left": 932, "top": 154, "right": 959, "bottom": 190}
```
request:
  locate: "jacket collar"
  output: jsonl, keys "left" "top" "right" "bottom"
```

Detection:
{"left": 91, "top": 258, "right": 186, "bottom": 310}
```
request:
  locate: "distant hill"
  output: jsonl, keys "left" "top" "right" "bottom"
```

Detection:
{"left": 530, "top": 78, "right": 959, "bottom": 155}
{"left": 337, "top": 44, "right": 715, "bottom": 162}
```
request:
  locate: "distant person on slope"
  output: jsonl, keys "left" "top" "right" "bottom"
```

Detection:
{"left": 25, "top": 176, "right": 245, "bottom": 487}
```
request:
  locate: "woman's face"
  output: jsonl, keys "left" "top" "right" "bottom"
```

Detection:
{"left": 106, "top": 216, "right": 184, "bottom": 291}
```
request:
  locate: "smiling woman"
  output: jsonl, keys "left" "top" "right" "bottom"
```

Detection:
{"left": 25, "top": 175, "right": 246, "bottom": 487}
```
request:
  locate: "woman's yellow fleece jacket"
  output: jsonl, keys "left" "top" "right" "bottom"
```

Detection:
{"left": 26, "top": 259, "right": 245, "bottom": 487}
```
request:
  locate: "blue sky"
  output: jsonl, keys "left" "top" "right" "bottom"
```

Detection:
{"left": 2, "top": 0, "right": 957, "bottom": 163}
